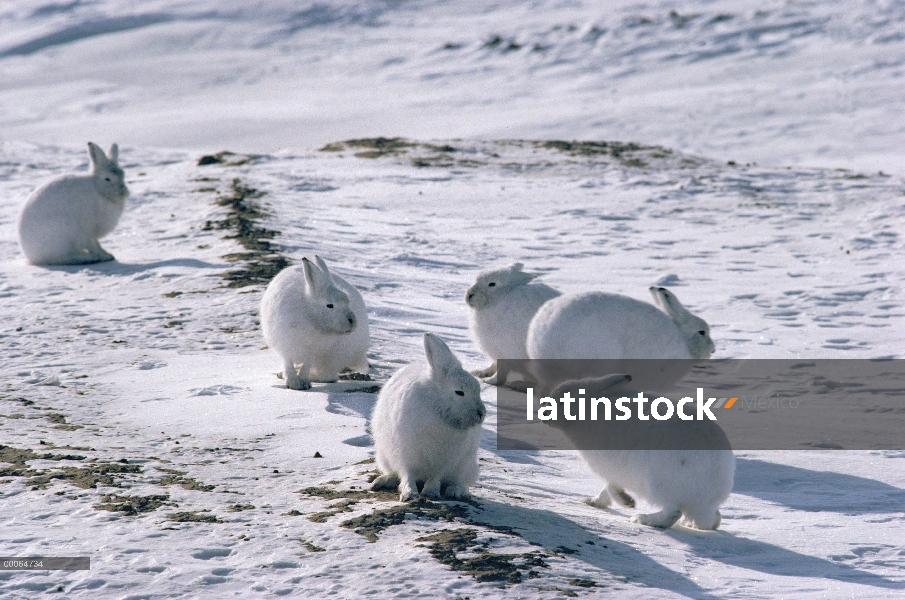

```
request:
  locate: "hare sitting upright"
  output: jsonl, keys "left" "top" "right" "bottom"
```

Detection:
{"left": 261, "top": 256, "right": 370, "bottom": 390}
{"left": 371, "top": 333, "right": 486, "bottom": 502}
{"left": 18, "top": 142, "right": 129, "bottom": 265}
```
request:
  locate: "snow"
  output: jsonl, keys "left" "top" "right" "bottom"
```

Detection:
{"left": 1, "top": 1, "right": 904, "bottom": 598}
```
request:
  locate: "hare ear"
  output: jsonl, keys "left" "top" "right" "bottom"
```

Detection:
{"left": 551, "top": 374, "right": 631, "bottom": 400}
{"left": 650, "top": 286, "right": 692, "bottom": 320}
{"left": 109, "top": 144, "right": 119, "bottom": 165}
{"left": 508, "top": 263, "right": 535, "bottom": 286}
{"left": 313, "top": 255, "right": 335, "bottom": 282}
{"left": 302, "top": 258, "right": 327, "bottom": 293}
{"left": 649, "top": 286, "right": 666, "bottom": 310}
{"left": 87, "top": 142, "right": 108, "bottom": 169}
{"left": 592, "top": 373, "right": 633, "bottom": 394}
{"left": 423, "top": 333, "right": 460, "bottom": 377}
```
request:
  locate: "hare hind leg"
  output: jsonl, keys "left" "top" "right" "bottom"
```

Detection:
{"left": 58, "top": 251, "right": 106, "bottom": 265}
{"left": 86, "top": 238, "right": 115, "bottom": 262}
{"left": 606, "top": 484, "right": 635, "bottom": 508}
{"left": 346, "top": 356, "right": 370, "bottom": 374}
{"left": 680, "top": 509, "right": 721, "bottom": 530}
{"left": 583, "top": 488, "right": 612, "bottom": 509}
{"left": 443, "top": 482, "right": 471, "bottom": 500}
{"left": 55, "top": 240, "right": 112, "bottom": 265}
{"left": 371, "top": 473, "right": 400, "bottom": 491}
{"left": 471, "top": 361, "right": 497, "bottom": 379}
{"left": 420, "top": 478, "right": 442, "bottom": 500}
{"left": 631, "top": 508, "right": 682, "bottom": 528}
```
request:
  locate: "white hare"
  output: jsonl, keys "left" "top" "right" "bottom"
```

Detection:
{"left": 17, "top": 142, "right": 129, "bottom": 265}
{"left": 550, "top": 374, "right": 735, "bottom": 530}
{"left": 261, "top": 256, "right": 370, "bottom": 390}
{"left": 526, "top": 286, "right": 714, "bottom": 391}
{"left": 648, "top": 286, "right": 714, "bottom": 359}
{"left": 371, "top": 333, "right": 486, "bottom": 502}
{"left": 466, "top": 263, "right": 560, "bottom": 385}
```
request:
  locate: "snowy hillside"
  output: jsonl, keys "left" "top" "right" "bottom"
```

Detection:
{"left": 1, "top": 0, "right": 904, "bottom": 598}
{"left": 1, "top": 0, "right": 904, "bottom": 174}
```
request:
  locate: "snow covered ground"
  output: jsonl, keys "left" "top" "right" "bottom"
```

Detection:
{"left": 1, "top": 1, "right": 904, "bottom": 598}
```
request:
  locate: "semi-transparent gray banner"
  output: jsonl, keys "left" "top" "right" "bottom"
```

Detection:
{"left": 0, "top": 557, "right": 90, "bottom": 570}
{"left": 495, "top": 360, "right": 905, "bottom": 450}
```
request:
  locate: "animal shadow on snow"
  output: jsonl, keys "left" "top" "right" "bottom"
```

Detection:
{"left": 322, "top": 387, "right": 378, "bottom": 448}
{"left": 479, "top": 500, "right": 903, "bottom": 595}
{"left": 324, "top": 387, "right": 377, "bottom": 421}
{"left": 475, "top": 499, "right": 721, "bottom": 600}
{"left": 45, "top": 258, "right": 224, "bottom": 275}
{"left": 734, "top": 458, "right": 905, "bottom": 514}
{"left": 490, "top": 448, "right": 544, "bottom": 467}
{"left": 665, "top": 528, "right": 904, "bottom": 591}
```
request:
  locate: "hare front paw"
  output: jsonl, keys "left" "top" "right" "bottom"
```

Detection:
{"left": 443, "top": 484, "right": 471, "bottom": 500}
{"left": 399, "top": 483, "right": 419, "bottom": 502}
{"left": 285, "top": 376, "right": 311, "bottom": 391}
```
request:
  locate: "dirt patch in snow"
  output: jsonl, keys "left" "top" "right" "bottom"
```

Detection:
{"left": 95, "top": 494, "right": 174, "bottom": 515}
{"left": 155, "top": 467, "right": 216, "bottom": 492}
{"left": 200, "top": 177, "right": 289, "bottom": 288}
{"left": 417, "top": 528, "right": 547, "bottom": 584}
{"left": 341, "top": 498, "right": 471, "bottom": 543}
{"left": 0, "top": 445, "right": 141, "bottom": 490}
{"left": 167, "top": 511, "right": 222, "bottom": 523}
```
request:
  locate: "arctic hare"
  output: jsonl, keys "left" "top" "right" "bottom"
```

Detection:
{"left": 648, "top": 286, "right": 714, "bottom": 359}
{"left": 550, "top": 374, "right": 734, "bottom": 530}
{"left": 526, "top": 287, "right": 714, "bottom": 390}
{"left": 261, "top": 256, "right": 370, "bottom": 390}
{"left": 371, "top": 333, "right": 486, "bottom": 502}
{"left": 466, "top": 263, "right": 560, "bottom": 385}
{"left": 17, "top": 142, "right": 129, "bottom": 265}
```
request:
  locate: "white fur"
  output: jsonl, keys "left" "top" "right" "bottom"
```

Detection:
{"left": 466, "top": 262, "right": 560, "bottom": 384}
{"left": 526, "top": 287, "right": 714, "bottom": 390}
{"left": 17, "top": 142, "right": 129, "bottom": 265}
{"left": 550, "top": 375, "right": 735, "bottom": 530}
{"left": 371, "top": 333, "right": 486, "bottom": 501}
{"left": 649, "top": 286, "right": 715, "bottom": 359}
{"left": 261, "top": 256, "right": 370, "bottom": 390}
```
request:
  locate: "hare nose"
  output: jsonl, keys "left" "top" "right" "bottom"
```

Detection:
{"left": 477, "top": 406, "right": 486, "bottom": 419}
{"left": 467, "top": 292, "right": 474, "bottom": 300}
{"left": 347, "top": 314, "right": 356, "bottom": 327}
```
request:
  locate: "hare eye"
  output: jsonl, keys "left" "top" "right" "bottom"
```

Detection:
{"left": 105, "top": 177, "right": 111, "bottom": 181}
{"left": 698, "top": 330, "right": 706, "bottom": 335}
{"left": 455, "top": 390, "right": 464, "bottom": 396}
{"left": 488, "top": 282, "right": 496, "bottom": 287}
{"left": 326, "top": 303, "right": 334, "bottom": 309}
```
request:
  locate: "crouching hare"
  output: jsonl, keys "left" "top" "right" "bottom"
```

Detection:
{"left": 466, "top": 262, "right": 560, "bottom": 385}
{"left": 550, "top": 374, "right": 734, "bottom": 530}
{"left": 527, "top": 286, "right": 714, "bottom": 391}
